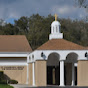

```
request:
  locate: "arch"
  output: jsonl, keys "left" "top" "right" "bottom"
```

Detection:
{"left": 47, "top": 52, "right": 60, "bottom": 66}
{"left": 47, "top": 52, "right": 60, "bottom": 85}
{"left": 56, "top": 26, "right": 58, "bottom": 32}
{"left": 65, "top": 52, "right": 78, "bottom": 63}
{"left": 64, "top": 52, "right": 78, "bottom": 86}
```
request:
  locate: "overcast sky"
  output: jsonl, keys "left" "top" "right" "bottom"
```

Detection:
{"left": 0, "top": 0, "right": 88, "bottom": 24}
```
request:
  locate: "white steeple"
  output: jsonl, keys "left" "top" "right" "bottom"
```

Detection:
{"left": 49, "top": 14, "right": 63, "bottom": 40}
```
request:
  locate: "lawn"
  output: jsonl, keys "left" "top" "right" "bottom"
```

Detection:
{"left": 0, "top": 84, "right": 14, "bottom": 88}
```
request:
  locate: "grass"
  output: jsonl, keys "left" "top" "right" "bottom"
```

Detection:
{"left": 0, "top": 84, "right": 14, "bottom": 88}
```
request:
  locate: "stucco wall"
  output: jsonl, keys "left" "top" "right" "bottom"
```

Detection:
{"left": 78, "top": 60, "right": 88, "bottom": 86}
{"left": 28, "top": 63, "right": 33, "bottom": 86}
{"left": 0, "top": 66, "right": 27, "bottom": 84}
{"left": 35, "top": 60, "right": 46, "bottom": 86}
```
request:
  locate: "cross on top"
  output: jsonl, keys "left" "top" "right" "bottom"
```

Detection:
{"left": 55, "top": 14, "right": 58, "bottom": 21}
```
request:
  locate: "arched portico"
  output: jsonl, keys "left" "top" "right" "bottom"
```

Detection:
{"left": 46, "top": 52, "right": 79, "bottom": 86}
{"left": 29, "top": 50, "right": 86, "bottom": 87}
{"left": 65, "top": 52, "right": 78, "bottom": 86}
{"left": 47, "top": 53, "right": 60, "bottom": 85}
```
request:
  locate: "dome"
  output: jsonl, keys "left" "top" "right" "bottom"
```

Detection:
{"left": 51, "top": 21, "right": 61, "bottom": 26}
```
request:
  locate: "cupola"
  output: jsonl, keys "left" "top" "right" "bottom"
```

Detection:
{"left": 49, "top": 14, "right": 63, "bottom": 40}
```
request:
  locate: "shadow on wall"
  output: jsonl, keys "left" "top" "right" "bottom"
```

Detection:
{"left": 0, "top": 71, "right": 18, "bottom": 84}
{"left": 4, "top": 74, "right": 10, "bottom": 81}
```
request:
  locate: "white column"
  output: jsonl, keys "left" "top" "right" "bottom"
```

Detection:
{"left": 60, "top": 60, "right": 64, "bottom": 86}
{"left": 33, "top": 62, "right": 35, "bottom": 86}
{"left": 26, "top": 55, "right": 29, "bottom": 84}
{"left": 72, "top": 63, "right": 75, "bottom": 86}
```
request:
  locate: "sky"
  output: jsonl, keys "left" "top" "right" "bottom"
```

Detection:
{"left": 0, "top": 0, "right": 88, "bottom": 24}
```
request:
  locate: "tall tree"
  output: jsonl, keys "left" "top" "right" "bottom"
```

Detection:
{"left": 14, "top": 16, "right": 29, "bottom": 34}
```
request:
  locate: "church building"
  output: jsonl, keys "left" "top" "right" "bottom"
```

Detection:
{"left": 0, "top": 15, "right": 88, "bottom": 87}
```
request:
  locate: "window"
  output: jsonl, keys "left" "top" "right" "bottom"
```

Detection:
{"left": 32, "top": 55, "right": 34, "bottom": 60}
{"left": 59, "top": 26, "right": 61, "bottom": 33}
{"left": 53, "top": 27, "right": 54, "bottom": 33}
{"left": 29, "top": 56, "right": 31, "bottom": 61}
{"left": 56, "top": 26, "right": 58, "bottom": 32}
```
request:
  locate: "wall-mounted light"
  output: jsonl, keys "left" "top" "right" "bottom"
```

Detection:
{"left": 41, "top": 52, "right": 46, "bottom": 60}
{"left": 85, "top": 52, "right": 88, "bottom": 57}
{"left": 41, "top": 52, "right": 44, "bottom": 57}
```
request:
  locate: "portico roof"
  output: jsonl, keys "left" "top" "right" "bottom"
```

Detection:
{"left": 0, "top": 35, "right": 32, "bottom": 52}
{"left": 37, "top": 39, "right": 86, "bottom": 50}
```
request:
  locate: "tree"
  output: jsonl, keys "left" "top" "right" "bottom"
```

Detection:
{"left": 0, "top": 19, "right": 6, "bottom": 26}
{"left": 14, "top": 16, "right": 29, "bottom": 34}
{"left": 0, "top": 14, "right": 88, "bottom": 50}
{"left": 77, "top": 0, "right": 87, "bottom": 7}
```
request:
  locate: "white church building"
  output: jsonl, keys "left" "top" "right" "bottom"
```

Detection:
{"left": 0, "top": 15, "right": 88, "bottom": 87}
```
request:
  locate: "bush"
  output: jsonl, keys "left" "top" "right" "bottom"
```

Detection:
{"left": 9, "top": 79, "right": 18, "bottom": 84}
{"left": 0, "top": 80, "right": 7, "bottom": 84}
{"left": 0, "top": 71, "right": 4, "bottom": 81}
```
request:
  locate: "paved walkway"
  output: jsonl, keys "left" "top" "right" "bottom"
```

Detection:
{"left": 10, "top": 84, "right": 32, "bottom": 88}
{"left": 10, "top": 84, "right": 88, "bottom": 88}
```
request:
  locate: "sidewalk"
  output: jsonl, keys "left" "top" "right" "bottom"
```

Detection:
{"left": 10, "top": 84, "right": 33, "bottom": 88}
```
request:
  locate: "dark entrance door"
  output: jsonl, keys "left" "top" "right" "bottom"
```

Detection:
{"left": 47, "top": 65, "right": 60, "bottom": 85}
{"left": 47, "top": 66, "right": 53, "bottom": 85}
{"left": 55, "top": 66, "right": 60, "bottom": 85}
{"left": 75, "top": 67, "right": 77, "bottom": 85}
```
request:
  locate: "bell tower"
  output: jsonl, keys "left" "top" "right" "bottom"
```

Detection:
{"left": 49, "top": 14, "right": 63, "bottom": 40}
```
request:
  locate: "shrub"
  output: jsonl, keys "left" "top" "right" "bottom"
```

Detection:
{"left": 0, "top": 71, "right": 4, "bottom": 81}
{"left": 9, "top": 79, "right": 18, "bottom": 84}
{"left": 0, "top": 80, "right": 7, "bottom": 84}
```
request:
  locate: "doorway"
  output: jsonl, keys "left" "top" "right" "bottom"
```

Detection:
{"left": 47, "top": 53, "right": 60, "bottom": 85}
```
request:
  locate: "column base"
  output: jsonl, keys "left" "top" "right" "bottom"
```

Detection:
{"left": 59, "top": 85, "right": 65, "bottom": 86}
{"left": 26, "top": 82, "right": 28, "bottom": 84}
{"left": 32, "top": 84, "right": 36, "bottom": 86}
{"left": 71, "top": 84, "right": 75, "bottom": 86}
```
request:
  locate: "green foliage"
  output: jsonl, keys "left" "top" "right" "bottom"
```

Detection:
{"left": 1, "top": 14, "right": 88, "bottom": 50}
{"left": 0, "top": 71, "right": 7, "bottom": 84}
{"left": 0, "top": 80, "right": 7, "bottom": 84}
{"left": 0, "top": 71, "right": 4, "bottom": 81}
{"left": 0, "top": 84, "right": 14, "bottom": 88}
{"left": 0, "top": 71, "right": 18, "bottom": 84}
{"left": 8, "top": 79, "right": 18, "bottom": 84}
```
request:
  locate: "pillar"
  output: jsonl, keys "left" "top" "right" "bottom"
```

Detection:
{"left": 35, "top": 60, "right": 46, "bottom": 86}
{"left": 60, "top": 60, "right": 64, "bottom": 86}
{"left": 72, "top": 63, "right": 75, "bottom": 86}
{"left": 33, "top": 62, "right": 35, "bottom": 86}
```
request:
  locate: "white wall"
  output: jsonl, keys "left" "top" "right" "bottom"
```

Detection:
{"left": 0, "top": 57, "right": 27, "bottom": 66}
{"left": 29, "top": 50, "right": 88, "bottom": 62}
